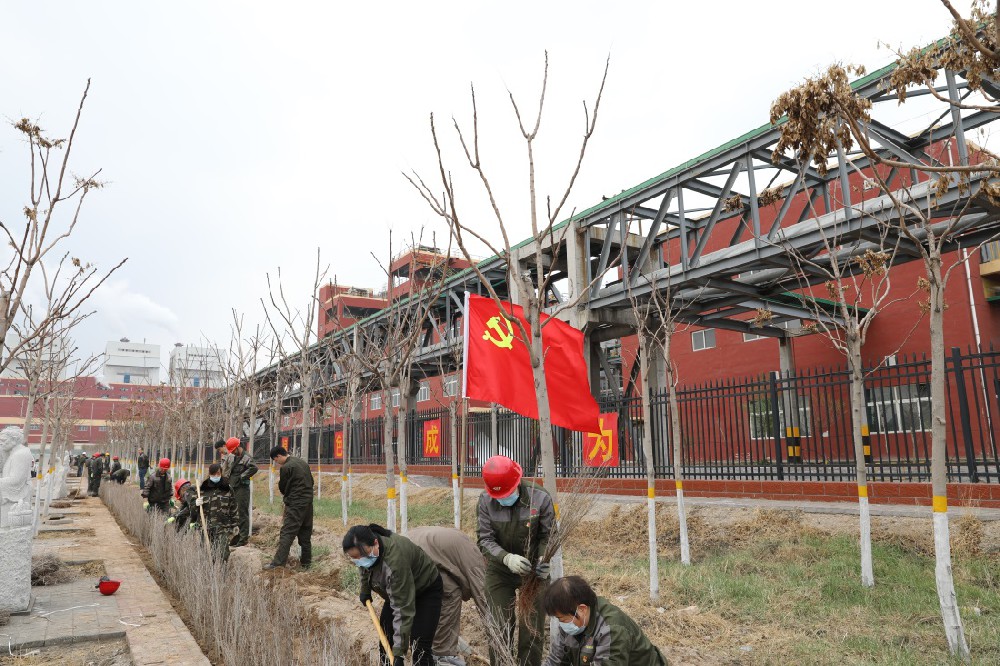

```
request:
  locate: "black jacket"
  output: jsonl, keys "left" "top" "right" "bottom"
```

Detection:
{"left": 137, "top": 453, "right": 149, "bottom": 470}
{"left": 142, "top": 470, "right": 173, "bottom": 505}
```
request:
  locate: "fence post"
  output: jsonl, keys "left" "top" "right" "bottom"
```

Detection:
{"left": 769, "top": 371, "right": 784, "bottom": 481}
{"left": 950, "top": 346, "right": 980, "bottom": 483}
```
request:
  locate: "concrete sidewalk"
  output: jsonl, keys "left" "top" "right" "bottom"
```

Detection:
{"left": 408, "top": 473, "right": 1000, "bottom": 520}
{"left": 4, "top": 476, "right": 209, "bottom": 665}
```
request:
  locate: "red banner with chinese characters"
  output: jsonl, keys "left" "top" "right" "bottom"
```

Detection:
{"left": 334, "top": 431, "right": 344, "bottom": 459}
{"left": 423, "top": 419, "right": 442, "bottom": 458}
{"left": 583, "top": 413, "right": 619, "bottom": 467}
{"left": 280, "top": 436, "right": 289, "bottom": 451}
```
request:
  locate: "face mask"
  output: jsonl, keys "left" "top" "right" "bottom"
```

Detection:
{"left": 210, "top": 476, "right": 221, "bottom": 483}
{"left": 497, "top": 491, "right": 519, "bottom": 507}
{"left": 352, "top": 549, "right": 378, "bottom": 568}
{"left": 558, "top": 619, "right": 584, "bottom": 636}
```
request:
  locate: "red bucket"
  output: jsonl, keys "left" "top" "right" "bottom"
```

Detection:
{"left": 98, "top": 580, "right": 121, "bottom": 596}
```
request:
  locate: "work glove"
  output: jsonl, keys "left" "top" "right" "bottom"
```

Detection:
{"left": 195, "top": 497, "right": 204, "bottom": 506}
{"left": 169, "top": 499, "right": 176, "bottom": 508}
{"left": 166, "top": 516, "right": 175, "bottom": 524}
{"left": 534, "top": 561, "right": 551, "bottom": 580}
{"left": 503, "top": 554, "right": 532, "bottom": 576}
{"left": 190, "top": 522, "right": 199, "bottom": 530}
{"left": 360, "top": 590, "right": 372, "bottom": 606}
{"left": 142, "top": 501, "right": 149, "bottom": 510}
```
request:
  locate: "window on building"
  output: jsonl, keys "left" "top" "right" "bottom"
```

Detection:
{"left": 417, "top": 381, "right": 430, "bottom": 402}
{"left": 865, "top": 384, "right": 931, "bottom": 433}
{"left": 391, "top": 389, "right": 400, "bottom": 408}
{"left": 29, "top": 424, "right": 40, "bottom": 431}
{"left": 370, "top": 392, "right": 383, "bottom": 410}
{"left": 743, "top": 331, "right": 766, "bottom": 342}
{"left": 78, "top": 425, "right": 89, "bottom": 432}
{"left": 192, "top": 376, "right": 200, "bottom": 387}
{"left": 691, "top": 329, "right": 716, "bottom": 351}
{"left": 282, "top": 415, "right": 290, "bottom": 427}
{"left": 325, "top": 404, "right": 333, "bottom": 417}
{"left": 443, "top": 375, "right": 458, "bottom": 397}
{"left": 123, "top": 373, "right": 131, "bottom": 384}
{"left": 748, "top": 395, "right": 812, "bottom": 439}
{"left": 98, "top": 426, "right": 108, "bottom": 432}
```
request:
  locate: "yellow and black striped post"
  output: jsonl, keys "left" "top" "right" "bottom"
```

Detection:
{"left": 785, "top": 426, "right": 802, "bottom": 463}
{"left": 861, "top": 424, "right": 872, "bottom": 464}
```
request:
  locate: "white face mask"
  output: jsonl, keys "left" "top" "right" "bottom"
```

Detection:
{"left": 209, "top": 476, "right": 222, "bottom": 483}
{"left": 558, "top": 618, "right": 584, "bottom": 636}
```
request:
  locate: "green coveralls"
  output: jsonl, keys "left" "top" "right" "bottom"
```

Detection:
{"left": 272, "top": 455, "right": 314, "bottom": 567}
{"left": 476, "top": 481, "right": 555, "bottom": 666}
{"left": 227, "top": 451, "right": 258, "bottom": 546}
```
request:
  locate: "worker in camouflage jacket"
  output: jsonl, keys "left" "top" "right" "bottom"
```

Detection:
{"left": 542, "top": 576, "right": 667, "bottom": 666}
{"left": 85, "top": 453, "right": 104, "bottom": 497}
{"left": 169, "top": 464, "right": 238, "bottom": 561}
{"left": 222, "top": 437, "right": 258, "bottom": 547}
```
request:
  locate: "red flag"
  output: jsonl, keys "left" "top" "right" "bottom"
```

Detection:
{"left": 584, "top": 413, "right": 619, "bottom": 467}
{"left": 462, "top": 293, "right": 600, "bottom": 433}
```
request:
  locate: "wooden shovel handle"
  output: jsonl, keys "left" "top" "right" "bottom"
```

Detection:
{"left": 366, "top": 599, "right": 394, "bottom": 657}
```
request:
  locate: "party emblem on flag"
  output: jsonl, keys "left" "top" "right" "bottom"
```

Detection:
{"left": 482, "top": 315, "right": 515, "bottom": 350}
{"left": 334, "top": 432, "right": 344, "bottom": 459}
{"left": 423, "top": 419, "right": 442, "bottom": 458}
{"left": 584, "top": 413, "right": 619, "bottom": 467}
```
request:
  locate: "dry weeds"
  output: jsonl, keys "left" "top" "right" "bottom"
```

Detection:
{"left": 30, "top": 554, "right": 76, "bottom": 586}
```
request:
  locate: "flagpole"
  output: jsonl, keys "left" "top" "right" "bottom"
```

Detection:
{"left": 459, "top": 291, "right": 470, "bottom": 528}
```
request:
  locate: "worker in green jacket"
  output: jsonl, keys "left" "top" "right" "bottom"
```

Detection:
{"left": 264, "top": 446, "right": 314, "bottom": 569}
{"left": 223, "top": 437, "right": 258, "bottom": 547}
{"left": 476, "top": 455, "right": 555, "bottom": 666}
{"left": 542, "top": 576, "right": 668, "bottom": 666}
{"left": 343, "top": 523, "right": 443, "bottom": 666}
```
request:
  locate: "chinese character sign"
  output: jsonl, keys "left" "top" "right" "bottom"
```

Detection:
{"left": 280, "top": 436, "right": 289, "bottom": 451}
{"left": 423, "top": 419, "right": 442, "bottom": 458}
{"left": 583, "top": 413, "right": 619, "bottom": 467}
{"left": 334, "top": 432, "right": 344, "bottom": 460}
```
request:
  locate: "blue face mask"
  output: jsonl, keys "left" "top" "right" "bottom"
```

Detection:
{"left": 497, "top": 491, "right": 519, "bottom": 507}
{"left": 558, "top": 619, "right": 584, "bottom": 636}
{"left": 351, "top": 546, "right": 378, "bottom": 569}
{"left": 209, "top": 476, "right": 221, "bottom": 483}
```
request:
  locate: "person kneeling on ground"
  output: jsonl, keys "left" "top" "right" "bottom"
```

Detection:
{"left": 407, "top": 526, "right": 489, "bottom": 666}
{"left": 111, "top": 467, "right": 131, "bottom": 484}
{"left": 343, "top": 524, "right": 443, "bottom": 666}
{"left": 542, "top": 575, "right": 667, "bottom": 666}
{"left": 142, "top": 458, "right": 174, "bottom": 513}
{"left": 264, "top": 445, "right": 313, "bottom": 570}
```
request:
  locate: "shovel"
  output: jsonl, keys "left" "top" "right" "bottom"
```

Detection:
{"left": 366, "top": 599, "right": 394, "bottom": 657}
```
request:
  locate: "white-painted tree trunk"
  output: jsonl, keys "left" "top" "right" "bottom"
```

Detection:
{"left": 933, "top": 510, "right": 968, "bottom": 656}
{"left": 268, "top": 463, "right": 275, "bottom": 505}
{"left": 638, "top": 332, "right": 660, "bottom": 601}
{"left": 847, "top": 340, "right": 875, "bottom": 588}
{"left": 397, "top": 401, "right": 409, "bottom": 535}
{"left": 664, "top": 327, "right": 690, "bottom": 566}
{"left": 383, "top": 403, "right": 398, "bottom": 533}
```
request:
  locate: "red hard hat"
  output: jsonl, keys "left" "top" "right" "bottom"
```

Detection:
{"left": 158, "top": 458, "right": 171, "bottom": 469}
{"left": 112, "top": 456, "right": 119, "bottom": 461}
{"left": 92, "top": 452, "right": 101, "bottom": 457}
{"left": 482, "top": 455, "right": 523, "bottom": 499}
{"left": 225, "top": 437, "right": 240, "bottom": 453}
{"left": 174, "top": 479, "right": 189, "bottom": 499}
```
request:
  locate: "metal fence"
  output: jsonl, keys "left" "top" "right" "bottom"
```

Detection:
{"left": 266, "top": 346, "right": 1000, "bottom": 484}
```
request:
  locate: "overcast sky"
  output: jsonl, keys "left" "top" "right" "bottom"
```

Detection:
{"left": 0, "top": 1, "right": 969, "bottom": 376}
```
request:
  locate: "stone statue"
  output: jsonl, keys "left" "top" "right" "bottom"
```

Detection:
{"left": 0, "top": 426, "right": 33, "bottom": 528}
{"left": 0, "top": 426, "right": 33, "bottom": 613}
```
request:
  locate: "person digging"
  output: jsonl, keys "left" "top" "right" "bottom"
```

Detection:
{"left": 264, "top": 445, "right": 313, "bottom": 570}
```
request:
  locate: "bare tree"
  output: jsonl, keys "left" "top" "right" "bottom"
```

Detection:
{"left": 407, "top": 54, "right": 611, "bottom": 579}
{"left": 354, "top": 233, "right": 452, "bottom": 533}
{"left": 770, "top": 32, "right": 1000, "bottom": 653}
{"left": 0, "top": 81, "right": 126, "bottom": 375}
{"left": 262, "top": 249, "right": 328, "bottom": 495}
